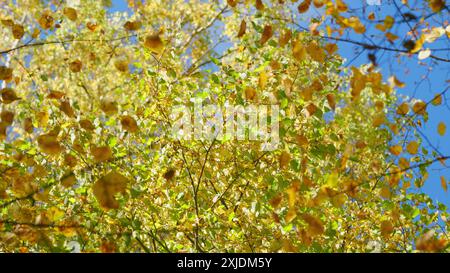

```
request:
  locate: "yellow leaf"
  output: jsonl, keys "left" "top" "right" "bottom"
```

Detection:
{"left": 326, "top": 171, "right": 339, "bottom": 188}
{"left": 69, "top": 60, "right": 82, "bottom": 73}
{"left": 375, "top": 23, "right": 387, "bottom": 32}
{"left": 36, "top": 110, "right": 49, "bottom": 127}
{"left": 34, "top": 188, "right": 50, "bottom": 202}
{"left": 375, "top": 101, "right": 384, "bottom": 112}
{"left": 372, "top": 113, "right": 385, "bottom": 127}
{"left": 46, "top": 207, "right": 65, "bottom": 222}
{"left": 396, "top": 102, "right": 409, "bottom": 115}
{"left": 31, "top": 28, "right": 40, "bottom": 38}
{"left": 114, "top": 59, "right": 129, "bottom": 72}
{"left": 37, "top": 133, "right": 62, "bottom": 155}
{"left": 326, "top": 25, "right": 333, "bottom": 36}
{"left": 38, "top": 12, "right": 54, "bottom": 29}
{"left": 244, "top": 87, "right": 257, "bottom": 101}
{"left": 345, "top": 17, "right": 365, "bottom": 34}
{"left": 91, "top": 146, "right": 113, "bottom": 162}
{"left": 412, "top": 101, "right": 427, "bottom": 115}
{"left": 144, "top": 34, "right": 164, "bottom": 54}
{"left": 100, "top": 99, "right": 118, "bottom": 115}
{"left": 380, "top": 220, "right": 394, "bottom": 238}
{"left": 389, "top": 145, "right": 402, "bottom": 156}
{"left": 63, "top": 7, "right": 78, "bottom": 21}
{"left": 286, "top": 180, "right": 300, "bottom": 209}
{"left": 385, "top": 32, "right": 399, "bottom": 42}
{"left": 123, "top": 21, "right": 141, "bottom": 31}
{"left": 437, "top": 122, "right": 446, "bottom": 136}
{"left": 258, "top": 71, "right": 268, "bottom": 89}
{"left": 292, "top": 39, "right": 307, "bottom": 61}
{"left": 432, "top": 93, "right": 442, "bottom": 106}
{"left": 1, "top": 19, "right": 14, "bottom": 27}
{"left": 384, "top": 16, "right": 395, "bottom": 29}
{"left": 297, "top": 0, "right": 311, "bottom": 13}
{"left": 285, "top": 208, "right": 297, "bottom": 223}
{"left": 11, "top": 24, "right": 24, "bottom": 39}
{"left": 93, "top": 171, "right": 128, "bottom": 209}
{"left": 411, "top": 34, "right": 425, "bottom": 53}
{"left": 306, "top": 41, "right": 326, "bottom": 62}
{"left": 406, "top": 141, "right": 419, "bottom": 155}
{"left": 388, "top": 75, "right": 405, "bottom": 88}
{"left": 331, "top": 194, "right": 346, "bottom": 208}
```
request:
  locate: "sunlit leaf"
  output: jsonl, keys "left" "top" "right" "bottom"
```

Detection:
{"left": 437, "top": 122, "right": 446, "bottom": 136}
{"left": 63, "top": 7, "right": 78, "bottom": 21}
{"left": 93, "top": 171, "right": 128, "bottom": 209}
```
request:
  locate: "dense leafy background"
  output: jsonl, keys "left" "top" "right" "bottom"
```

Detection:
{"left": 0, "top": 0, "right": 449, "bottom": 253}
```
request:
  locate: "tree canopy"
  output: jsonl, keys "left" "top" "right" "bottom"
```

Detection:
{"left": 0, "top": 0, "right": 450, "bottom": 253}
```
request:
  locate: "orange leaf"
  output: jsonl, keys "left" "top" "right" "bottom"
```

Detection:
{"left": 260, "top": 25, "right": 273, "bottom": 45}
{"left": 63, "top": 7, "right": 78, "bottom": 21}
{"left": 441, "top": 176, "right": 448, "bottom": 192}
{"left": 255, "top": 0, "right": 265, "bottom": 10}
{"left": 437, "top": 122, "right": 446, "bottom": 136}
{"left": 121, "top": 115, "right": 138, "bottom": 133}
{"left": 298, "top": 0, "right": 311, "bottom": 14}
{"left": 389, "top": 145, "right": 402, "bottom": 156}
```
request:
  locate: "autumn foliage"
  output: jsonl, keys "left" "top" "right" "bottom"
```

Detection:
{"left": 0, "top": 0, "right": 449, "bottom": 253}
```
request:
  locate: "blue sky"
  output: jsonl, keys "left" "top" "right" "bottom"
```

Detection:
{"left": 327, "top": 1, "right": 450, "bottom": 207}
{"left": 107, "top": 0, "right": 450, "bottom": 206}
